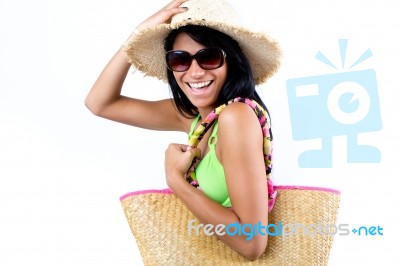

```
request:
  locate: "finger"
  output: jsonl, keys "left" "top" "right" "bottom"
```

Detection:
{"left": 188, "top": 147, "right": 201, "bottom": 160}
{"left": 179, "top": 144, "right": 192, "bottom": 152}
{"left": 176, "top": 144, "right": 200, "bottom": 158}
{"left": 167, "top": 143, "right": 189, "bottom": 152}
{"left": 160, "top": 6, "right": 188, "bottom": 22}
{"left": 167, "top": 6, "right": 188, "bottom": 13}
{"left": 163, "top": 0, "right": 188, "bottom": 10}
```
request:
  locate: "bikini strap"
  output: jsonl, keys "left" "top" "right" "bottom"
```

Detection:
{"left": 207, "top": 123, "right": 219, "bottom": 147}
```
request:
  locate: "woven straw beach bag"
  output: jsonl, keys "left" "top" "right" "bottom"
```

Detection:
{"left": 120, "top": 186, "right": 340, "bottom": 266}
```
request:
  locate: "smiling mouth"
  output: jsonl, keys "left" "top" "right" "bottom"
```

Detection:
{"left": 187, "top": 80, "right": 213, "bottom": 89}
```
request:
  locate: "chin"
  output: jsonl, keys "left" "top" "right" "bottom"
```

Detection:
{"left": 191, "top": 99, "right": 217, "bottom": 110}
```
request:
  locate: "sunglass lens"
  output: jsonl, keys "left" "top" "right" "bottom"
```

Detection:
{"left": 167, "top": 51, "right": 191, "bottom": 72}
{"left": 197, "top": 48, "right": 223, "bottom": 70}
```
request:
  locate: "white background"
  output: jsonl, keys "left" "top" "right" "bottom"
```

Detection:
{"left": 1, "top": 0, "right": 399, "bottom": 265}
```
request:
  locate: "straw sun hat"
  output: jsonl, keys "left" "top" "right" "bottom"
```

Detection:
{"left": 123, "top": 0, "right": 281, "bottom": 85}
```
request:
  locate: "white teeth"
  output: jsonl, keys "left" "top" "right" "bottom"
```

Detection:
{"left": 188, "top": 81, "right": 212, "bottom": 89}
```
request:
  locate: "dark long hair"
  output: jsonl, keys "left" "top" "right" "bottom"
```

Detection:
{"left": 164, "top": 25, "right": 270, "bottom": 120}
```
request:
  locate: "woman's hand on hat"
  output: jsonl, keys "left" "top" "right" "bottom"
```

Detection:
{"left": 136, "top": 0, "right": 189, "bottom": 30}
{"left": 164, "top": 143, "right": 200, "bottom": 187}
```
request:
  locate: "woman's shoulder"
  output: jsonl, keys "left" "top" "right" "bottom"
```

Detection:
{"left": 218, "top": 101, "right": 260, "bottom": 127}
{"left": 217, "top": 101, "right": 263, "bottom": 142}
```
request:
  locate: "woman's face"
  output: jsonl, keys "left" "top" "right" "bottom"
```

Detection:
{"left": 171, "top": 32, "right": 227, "bottom": 113}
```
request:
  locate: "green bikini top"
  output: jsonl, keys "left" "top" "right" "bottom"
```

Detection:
{"left": 188, "top": 115, "right": 231, "bottom": 207}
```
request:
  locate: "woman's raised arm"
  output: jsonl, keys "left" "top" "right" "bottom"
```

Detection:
{"left": 85, "top": 0, "right": 190, "bottom": 131}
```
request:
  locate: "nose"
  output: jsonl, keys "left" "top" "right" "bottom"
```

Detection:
{"left": 187, "top": 58, "right": 205, "bottom": 78}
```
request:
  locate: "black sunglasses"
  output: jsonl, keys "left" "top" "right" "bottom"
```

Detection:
{"left": 166, "top": 47, "right": 226, "bottom": 72}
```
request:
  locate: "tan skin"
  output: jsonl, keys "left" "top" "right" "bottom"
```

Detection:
{"left": 85, "top": 0, "right": 268, "bottom": 260}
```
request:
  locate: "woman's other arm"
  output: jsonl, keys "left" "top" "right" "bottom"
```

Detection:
{"left": 165, "top": 103, "right": 268, "bottom": 260}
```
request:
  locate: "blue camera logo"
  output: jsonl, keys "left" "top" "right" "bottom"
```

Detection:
{"left": 286, "top": 40, "right": 382, "bottom": 168}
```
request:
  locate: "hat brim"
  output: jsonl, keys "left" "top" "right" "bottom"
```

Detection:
{"left": 123, "top": 20, "right": 281, "bottom": 85}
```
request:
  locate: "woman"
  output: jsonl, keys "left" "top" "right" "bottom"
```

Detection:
{"left": 85, "top": 0, "right": 280, "bottom": 260}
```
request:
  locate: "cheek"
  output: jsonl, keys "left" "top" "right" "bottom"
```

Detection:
{"left": 172, "top": 73, "right": 189, "bottom": 94}
{"left": 217, "top": 67, "right": 228, "bottom": 85}
{"left": 173, "top": 72, "right": 184, "bottom": 85}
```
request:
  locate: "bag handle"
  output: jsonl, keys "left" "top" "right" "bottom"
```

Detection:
{"left": 185, "top": 97, "right": 277, "bottom": 211}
